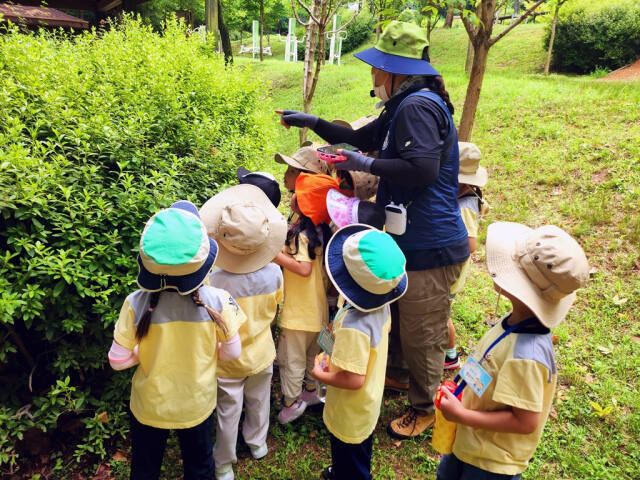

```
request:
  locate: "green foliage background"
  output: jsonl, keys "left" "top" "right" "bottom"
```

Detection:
{"left": 546, "top": 0, "right": 640, "bottom": 73}
{"left": 0, "top": 16, "right": 272, "bottom": 468}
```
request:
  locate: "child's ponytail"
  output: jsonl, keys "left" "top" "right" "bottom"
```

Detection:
{"left": 286, "top": 215, "right": 331, "bottom": 260}
{"left": 191, "top": 288, "right": 229, "bottom": 338}
{"left": 136, "top": 291, "right": 161, "bottom": 341}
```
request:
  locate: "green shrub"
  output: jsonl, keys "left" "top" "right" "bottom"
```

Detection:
{"left": 0, "top": 16, "right": 272, "bottom": 470}
{"left": 546, "top": 0, "right": 640, "bottom": 73}
{"left": 340, "top": 11, "right": 375, "bottom": 55}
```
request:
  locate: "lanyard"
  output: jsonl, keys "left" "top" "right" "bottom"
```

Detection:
{"left": 452, "top": 317, "right": 537, "bottom": 397}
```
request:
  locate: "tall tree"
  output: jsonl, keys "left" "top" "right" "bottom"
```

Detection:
{"left": 457, "top": 0, "right": 545, "bottom": 141}
{"left": 291, "top": 0, "right": 360, "bottom": 144}
{"left": 544, "top": 0, "right": 567, "bottom": 75}
{"left": 218, "top": 0, "right": 233, "bottom": 64}
{"left": 205, "top": 0, "right": 219, "bottom": 48}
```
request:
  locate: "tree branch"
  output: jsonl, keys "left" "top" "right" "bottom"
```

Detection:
{"left": 489, "top": 0, "right": 545, "bottom": 46}
{"left": 291, "top": 0, "right": 311, "bottom": 26}
{"left": 294, "top": 0, "right": 320, "bottom": 25}
{"left": 325, "top": 2, "right": 362, "bottom": 34}
{"left": 461, "top": 14, "right": 477, "bottom": 43}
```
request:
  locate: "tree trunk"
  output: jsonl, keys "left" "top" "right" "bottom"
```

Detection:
{"left": 544, "top": 3, "right": 560, "bottom": 75}
{"left": 259, "top": 0, "right": 264, "bottom": 61}
{"left": 301, "top": 13, "right": 320, "bottom": 145}
{"left": 218, "top": 0, "right": 233, "bottom": 64}
{"left": 444, "top": 9, "right": 454, "bottom": 28}
{"left": 465, "top": 38, "right": 474, "bottom": 74}
{"left": 205, "top": 0, "right": 219, "bottom": 50}
{"left": 376, "top": 17, "right": 381, "bottom": 42}
{"left": 458, "top": 40, "right": 489, "bottom": 141}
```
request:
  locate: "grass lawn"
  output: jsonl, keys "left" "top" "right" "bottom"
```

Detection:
{"left": 110, "top": 24, "right": 639, "bottom": 480}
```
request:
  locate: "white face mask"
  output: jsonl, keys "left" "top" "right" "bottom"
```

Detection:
{"left": 371, "top": 72, "right": 390, "bottom": 104}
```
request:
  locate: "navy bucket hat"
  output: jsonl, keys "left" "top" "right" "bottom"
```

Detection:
{"left": 325, "top": 224, "right": 408, "bottom": 312}
{"left": 136, "top": 200, "right": 218, "bottom": 295}
{"left": 354, "top": 21, "right": 440, "bottom": 76}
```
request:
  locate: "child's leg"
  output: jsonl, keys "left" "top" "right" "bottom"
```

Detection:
{"left": 278, "top": 328, "right": 310, "bottom": 404}
{"left": 242, "top": 364, "right": 273, "bottom": 457}
{"left": 130, "top": 411, "right": 170, "bottom": 479}
{"left": 329, "top": 433, "right": 373, "bottom": 480}
{"left": 213, "top": 377, "right": 245, "bottom": 468}
{"left": 174, "top": 411, "right": 215, "bottom": 480}
{"left": 304, "top": 331, "right": 321, "bottom": 390}
{"left": 436, "top": 453, "right": 522, "bottom": 480}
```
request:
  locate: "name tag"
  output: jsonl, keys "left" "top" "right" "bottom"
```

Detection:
{"left": 317, "top": 326, "right": 334, "bottom": 356}
{"left": 459, "top": 357, "right": 492, "bottom": 398}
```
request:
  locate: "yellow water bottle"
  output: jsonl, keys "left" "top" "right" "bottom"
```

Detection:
{"left": 431, "top": 380, "right": 461, "bottom": 454}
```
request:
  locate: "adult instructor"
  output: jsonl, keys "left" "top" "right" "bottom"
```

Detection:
{"left": 276, "top": 21, "right": 469, "bottom": 440}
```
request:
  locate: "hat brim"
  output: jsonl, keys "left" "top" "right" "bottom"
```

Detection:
{"left": 326, "top": 188, "right": 359, "bottom": 228}
{"left": 136, "top": 237, "right": 217, "bottom": 295}
{"left": 325, "top": 224, "right": 408, "bottom": 312}
{"left": 199, "top": 184, "right": 287, "bottom": 274}
{"left": 236, "top": 167, "right": 251, "bottom": 180}
{"left": 274, "top": 152, "right": 310, "bottom": 171}
{"left": 354, "top": 47, "right": 440, "bottom": 76}
{"left": 486, "top": 222, "right": 575, "bottom": 328}
{"left": 458, "top": 166, "right": 488, "bottom": 187}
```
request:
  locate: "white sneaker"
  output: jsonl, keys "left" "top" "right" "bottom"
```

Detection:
{"left": 249, "top": 442, "right": 268, "bottom": 460}
{"left": 215, "top": 463, "right": 234, "bottom": 480}
{"left": 277, "top": 398, "right": 307, "bottom": 424}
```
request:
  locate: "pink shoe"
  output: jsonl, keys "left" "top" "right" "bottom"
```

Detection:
{"left": 277, "top": 398, "right": 307, "bottom": 424}
{"left": 300, "top": 387, "right": 322, "bottom": 407}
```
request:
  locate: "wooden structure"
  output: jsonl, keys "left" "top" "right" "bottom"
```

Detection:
{"left": 0, "top": 3, "right": 89, "bottom": 28}
{"left": 10, "top": 1, "right": 149, "bottom": 13}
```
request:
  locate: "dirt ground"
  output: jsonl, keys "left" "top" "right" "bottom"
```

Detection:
{"left": 598, "top": 58, "right": 640, "bottom": 82}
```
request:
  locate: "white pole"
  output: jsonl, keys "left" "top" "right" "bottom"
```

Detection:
{"left": 252, "top": 20, "right": 259, "bottom": 59}
{"left": 328, "top": 15, "right": 337, "bottom": 65}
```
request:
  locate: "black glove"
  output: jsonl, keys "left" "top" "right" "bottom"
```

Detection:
{"left": 277, "top": 110, "right": 319, "bottom": 129}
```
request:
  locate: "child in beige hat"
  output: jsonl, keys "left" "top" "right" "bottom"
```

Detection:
{"left": 437, "top": 222, "right": 589, "bottom": 479}
{"left": 445, "top": 142, "right": 490, "bottom": 370}
{"left": 199, "top": 185, "right": 287, "bottom": 480}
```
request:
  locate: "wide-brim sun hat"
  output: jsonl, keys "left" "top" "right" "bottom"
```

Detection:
{"left": 354, "top": 21, "right": 440, "bottom": 76}
{"left": 486, "top": 222, "right": 589, "bottom": 328}
{"left": 326, "top": 188, "right": 386, "bottom": 230}
{"left": 237, "top": 167, "right": 282, "bottom": 208}
{"left": 326, "top": 224, "right": 408, "bottom": 312}
{"left": 199, "top": 184, "right": 287, "bottom": 274}
{"left": 458, "top": 142, "right": 488, "bottom": 187}
{"left": 274, "top": 146, "right": 329, "bottom": 174}
{"left": 137, "top": 200, "right": 218, "bottom": 295}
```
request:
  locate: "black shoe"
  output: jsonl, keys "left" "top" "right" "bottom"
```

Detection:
{"left": 321, "top": 466, "right": 335, "bottom": 479}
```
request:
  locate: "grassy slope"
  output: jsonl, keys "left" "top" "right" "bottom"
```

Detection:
{"left": 123, "top": 24, "right": 639, "bottom": 480}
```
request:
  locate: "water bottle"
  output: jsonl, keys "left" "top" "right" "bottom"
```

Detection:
{"left": 431, "top": 380, "right": 462, "bottom": 454}
{"left": 315, "top": 353, "right": 330, "bottom": 403}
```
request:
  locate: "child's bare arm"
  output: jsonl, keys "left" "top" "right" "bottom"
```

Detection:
{"left": 311, "top": 356, "right": 365, "bottom": 390}
{"left": 439, "top": 388, "right": 540, "bottom": 434}
{"left": 273, "top": 251, "right": 312, "bottom": 277}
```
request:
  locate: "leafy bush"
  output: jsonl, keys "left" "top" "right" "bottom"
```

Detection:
{"left": 546, "top": 0, "right": 640, "bottom": 73}
{"left": 0, "top": 16, "right": 272, "bottom": 471}
{"left": 340, "top": 11, "right": 376, "bottom": 55}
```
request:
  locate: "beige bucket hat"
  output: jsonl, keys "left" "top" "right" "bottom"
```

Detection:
{"left": 274, "top": 146, "right": 329, "bottom": 174}
{"left": 486, "top": 222, "right": 589, "bottom": 328}
{"left": 458, "top": 142, "right": 488, "bottom": 187}
{"left": 199, "top": 184, "right": 287, "bottom": 274}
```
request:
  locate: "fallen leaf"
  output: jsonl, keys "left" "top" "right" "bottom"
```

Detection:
{"left": 112, "top": 450, "right": 127, "bottom": 462}
{"left": 97, "top": 411, "right": 109, "bottom": 424}
{"left": 612, "top": 295, "right": 628, "bottom": 306}
{"left": 309, "top": 430, "right": 317, "bottom": 438}
{"left": 631, "top": 336, "right": 640, "bottom": 343}
{"left": 597, "top": 345, "right": 612, "bottom": 355}
{"left": 584, "top": 373, "right": 595, "bottom": 384}
{"left": 552, "top": 335, "right": 559, "bottom": 344}
{"left": 393, "top": 441, "right": 402, "bottom": 448}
